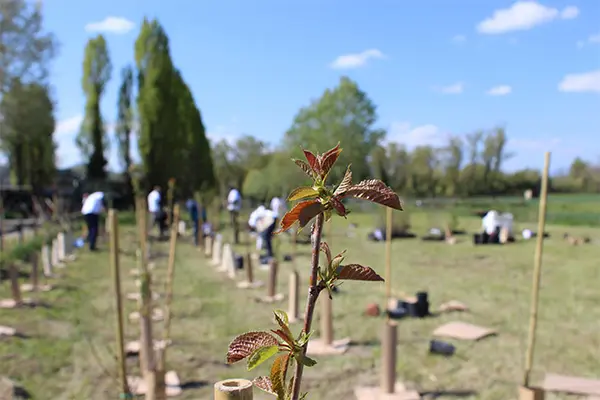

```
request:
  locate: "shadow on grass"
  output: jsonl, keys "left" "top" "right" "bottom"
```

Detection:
{"left": 180, "top": 380, "right": 210, "bottom": 390}
{"left": 421, "top": 389, "right": 477, "bottom": 398}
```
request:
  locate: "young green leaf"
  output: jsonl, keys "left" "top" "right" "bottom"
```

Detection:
{"left": 341, "top": 179, "right": 403, "bottom": 210}
{"left": 226, "top": 331, "right": 279, "bottom": 364}
{"left": 333, "top": 165, "right": 353, "bottom": 196}
{"left": 336, "top": 264, "right": 384, "bottom": 282}
{"left": 271, "top": 353, "right": 291, "bottom": 399}
{"left": 295, "top": 352, "right": 317, "bottom": 367}
{"left": 287, "top": 186, "right": 319, "bottom": 202}
{"left": 253, "top": 376, "right": 276, "bottom": 395}
{"left": 247, "top": 345, "right": 280, "bottom": 370}
{"left": 274, "top": 309, "right": 289, "bottom": 326}
{"left": 319, "top": 242, "right": 332, "bottom": 266}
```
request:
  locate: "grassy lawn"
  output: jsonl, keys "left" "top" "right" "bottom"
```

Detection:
{"left": 0, "top": 211, "right": 598, "bottom": 399}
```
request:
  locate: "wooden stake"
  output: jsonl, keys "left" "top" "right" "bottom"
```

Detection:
{"left": 288, "top": 270, "right": 299, "bottom": 321}
{"left": 380, "top": 321, "right": 398, "bottom": 394}
{"left": 214, "top": 379, "right": 253, "bottom": 400}
{"left": 267, "top": 259, "right": 278, "bottom": 298}
{"left": 245, "top": 253, "right": 254, "bottom": 284}
{"left": 8, "top": 263, "right": 22, "bottom": 305}
{"left": 320, "top": 293, "right": 333, "bottom": 346}
{"left": 108, "top": 209, "right": 131, "bottom": 398}
{"left": 162, "top": 204, "right": 180, "bottom": 343}
{"left": 385, "top": 207, "right": 393, "bottom": 307}
{"left": 522, "top": 152, "right": 551, "bottom": 388}
{"left": 30, "top": 253, "right": 39, "bottom": 293}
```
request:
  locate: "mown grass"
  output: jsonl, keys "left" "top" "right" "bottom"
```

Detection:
{"left": 0, "top": 211, "right": 598, "bottom": 399}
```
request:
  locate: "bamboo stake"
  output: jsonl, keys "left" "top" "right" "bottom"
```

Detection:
{"left": 522, "top": 152, "right": 551, "bottom": 388}
{"left": 8, "top": 263, "right": 22, "bottom": 305}
{"left": 381, "top": 321, "right": 398, "bottom": 394}
{"left": 108, "top": 210, "right": 131, "bottom": 398}
{"left": 162, "top": 204, "right": 180, "bottom": 343}
{"left": 385, "top": 207, "right": 393, "bottom": 313}
{"left": 214, "top": 379, "right": 253, "bottom": 400}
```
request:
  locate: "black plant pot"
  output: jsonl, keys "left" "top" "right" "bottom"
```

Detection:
{"left": 416, "top": 291, "right": 430, "bottom": 317}
{"left": 234, "top": 255, "right": 244, "bottom": 270}
{"left": 429, "top": 339, "right": 455, "bottom": 356}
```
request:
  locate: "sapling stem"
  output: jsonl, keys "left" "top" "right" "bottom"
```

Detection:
{"left": 290, "top": 212, "right": 324, "bottom": 400}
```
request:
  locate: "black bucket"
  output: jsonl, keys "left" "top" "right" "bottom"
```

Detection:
{"left": 429, "top": 339, "right": 455, "bottom": 356}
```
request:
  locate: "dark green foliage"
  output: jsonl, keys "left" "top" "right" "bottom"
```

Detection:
{"left": 79, "top": 34, "right": 111, "bottom": 181}
{"left": 0, "top": 80, "right": 56, "bottom": 192}
{"left": 135, "top": 19, "right": 214, "bottom": 196}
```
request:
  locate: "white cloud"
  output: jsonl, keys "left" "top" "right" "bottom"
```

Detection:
{"left": 85, "top": 17, "right": 135, "bottom": 34}
{"left": 452, "top": 34, "right": 467, "bottom": 43}
{"left": 386, "top": 122, "right": 447, "bottom": 148}
{"left": 486, "top": 85, "right": 512, "bottom": 96}
{"left": 560, "top": 6, "right": 579, "bottom": 19}
{"left": 54, "top": 114, "right": 83, "bottom": 138}
{"left": 435, "top": 82, "right": 464, "bottom": 94}
{"left": 329, "top": 49, "right": 386, "bottom": 70}
{"left": 576, "top": 32, "right": 600, "bottom": 48}
{"left": 476, "top": 1, "right": 579, "bottom": 35}
{"left": 558, "top": 69, "right": 600, "bottom": 93}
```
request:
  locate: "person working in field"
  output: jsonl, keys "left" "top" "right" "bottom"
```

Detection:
{"left": 248, "top": 205, "right": 266, "bottom": 251}
{"left": 227, "top": 186, "right": 242, "bottom": 244}
{"left": 81, "top": 191, "right": 105, "bottom": 251}
{"left": 248, "top": 204, "right": 277, "bottom": 262}
{"left": 147, "top": 185, "right": 165, "bottom": 239}
{"left": 186, "top": 197, "right": 200, "bottom": 246}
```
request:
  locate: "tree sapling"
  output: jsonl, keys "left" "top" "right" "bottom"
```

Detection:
{"left": 225, "top": 143, "right": 402, "bottom": 400}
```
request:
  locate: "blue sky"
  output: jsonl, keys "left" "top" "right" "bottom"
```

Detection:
{"left": 43, "top": 0, "right": 600, "bottom": 174}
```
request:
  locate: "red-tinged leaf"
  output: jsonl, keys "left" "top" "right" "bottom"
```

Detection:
{"left": 298, "top": 200, "right": 323, "bottom": 229}
{"left": 287, "top": 186, "right": 319, "bottom": 202}
{"left": 271, "top": 329, "right": 294, "bottom": 348}
{"left": 293, "top": 159, "right": 315, "bottom": 178}
{"left": 333, "top": 165, "right": 353, "bottom": 196}
{"left": 253, "top": 376, "right": 276, "bottom": 395}
{"left": 319, "top": 143, "right": 342, "bottom": 178}
{"left": 330, "top": 196, "right": 348, "bottom": 217}
{"left": 275, "top": 200, "right": 318, "bottom": 234}
{"left": 302, "top": 149, "right": 320, "bottom": 173}
{"left": 320, "top": 242, "right": 332, "bottom": 265}
{"left": 226, "top": 331, "right": 279, "bottom": 364}
{"left": 271, "top": 353, "right": 291, "bottom": 399}
{"left": 336, "top": 264, "right": 385, "bottom": 282}
{"left": 341, "top": 179, "right": 403, "bottom": 210}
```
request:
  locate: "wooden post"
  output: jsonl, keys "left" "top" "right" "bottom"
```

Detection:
{"left": 267, "top": 259, "right": 278, "bottom": 298}
{"left": 8, "top": 263, "right": 22, "bottom": 305}
{"left": 320, "top": 294, "right": 333, "bottom": 346}
{"left": 380, "top": 321, "right": 398, "bottom": 394}
{"left": 30, "top": 253, "right": 39, "bottom": 292}
{"left": 522, "top": 152, "right": 551, "bottom": 390}
{"left": 108, "top": 210, "right": 131, "bottom": 399}
{"left": 384, "top": 207, "right": 393, "bottom": 309}
{"left": 288, "top": 270, "right": 299, "bottom": 321}
{"left": 245, "top": 253, "right": 254, "bottom": 284}
{"left": 214, "top": 379, "right": 253, "bottom": 400}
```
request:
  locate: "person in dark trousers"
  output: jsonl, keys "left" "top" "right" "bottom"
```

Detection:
{"left": 250, "top": 206, "right": 277, "bottom": 261}
{"left": 81, "top": 191, "right": 105, "bottom": 251}
{"left": 186, "top": 197, "right": 200, "bottom": 246}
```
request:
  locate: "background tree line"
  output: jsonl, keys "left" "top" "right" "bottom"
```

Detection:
{"left": 0, "top": 0, "right": 597, "bottom": 213}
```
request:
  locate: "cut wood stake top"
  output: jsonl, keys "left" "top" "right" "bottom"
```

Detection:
{"left": 214, "top": 379, "right": 253, "bottom": 400}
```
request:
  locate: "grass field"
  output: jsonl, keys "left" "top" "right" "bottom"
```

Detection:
{"left": 0, "top": 211, "right": 598, "bottom": 399}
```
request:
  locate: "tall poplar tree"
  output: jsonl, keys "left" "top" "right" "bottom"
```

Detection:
{"left": 78, "top": 34, "right": 111, "bottom": 181}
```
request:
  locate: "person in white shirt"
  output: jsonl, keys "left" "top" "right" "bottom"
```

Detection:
{"left": 269, "top": 196, "right": 285, "bottom": 218}
{"left": 227, "top": 186, "right": 242, "bottom": 244}
{"left": 248, "top": 205, "right": 277, "bottom": 260}
{"left": 248, "top": 205, "right": 266, "bottom": 251}
{"left": 147, "top": 186, "right": 165, "bottom": 238}
{"left": 81, "top": 191, "right": 105, "bottom": 251}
